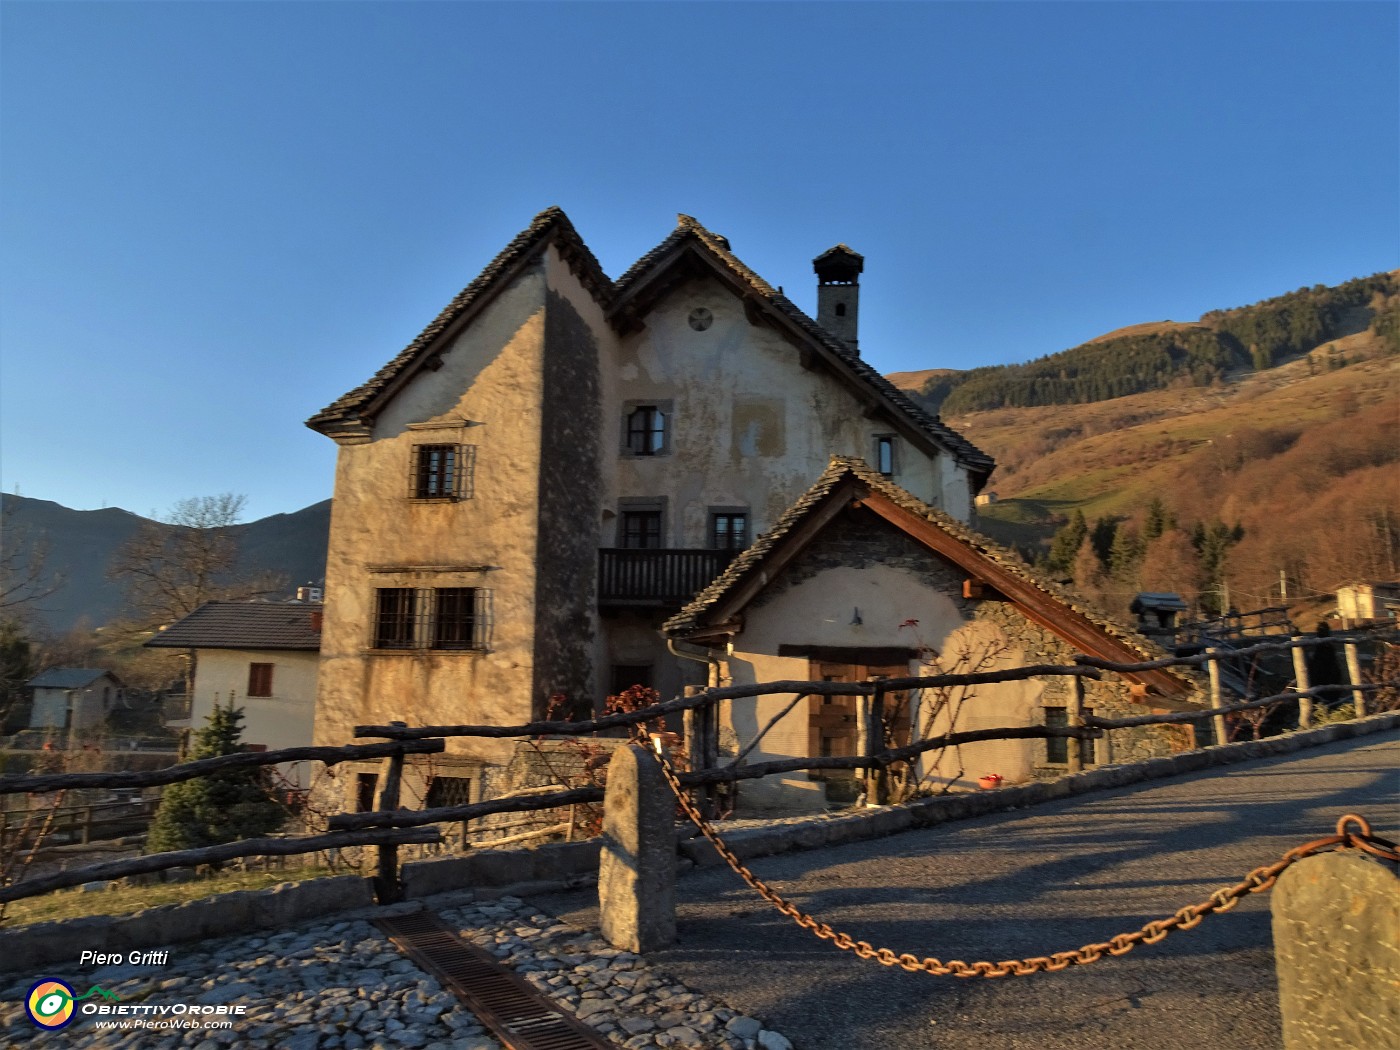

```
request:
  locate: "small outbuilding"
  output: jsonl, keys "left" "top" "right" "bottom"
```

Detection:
{"left": 26, "top": 668, "right": 124, "bottom": 736}
{"left": 664, "top": 458, "right": 1201, "bottom": 813}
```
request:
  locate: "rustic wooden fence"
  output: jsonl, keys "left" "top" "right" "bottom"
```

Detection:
{"left": 0, "top": 631, "right": 1391, "bottom": 912}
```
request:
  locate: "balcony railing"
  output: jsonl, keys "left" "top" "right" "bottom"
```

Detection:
{"left": 598, "top": 548, "right": 734, "bottom": 607}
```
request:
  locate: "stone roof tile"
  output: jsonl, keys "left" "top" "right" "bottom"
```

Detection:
{"left": 306, "top": 207, "right": 612, "bottom": 433}
{"left": 665, "top": 457, "right": 1182, "bottom": 676}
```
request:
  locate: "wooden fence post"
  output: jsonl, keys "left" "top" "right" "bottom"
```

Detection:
{"left": 1343, "top": 642, "right": 1366, "bottom": 717}
{"left": 683, "top": 686, "right": 714, "bottom": 818}
{"left": 869, "top": 680, "right": 888, "bottom": 803}
{"left": 1068, "top": 677, "right": 1085, "bottom": 773}
{"left": 1207, "top": 649, "right": 1228, "bottom": 745}
{"left": 374, "top": 722, "right": 408, "bottom": 904}
{"left": 1290, "top": 638, "right": 1312, "bottom": 729}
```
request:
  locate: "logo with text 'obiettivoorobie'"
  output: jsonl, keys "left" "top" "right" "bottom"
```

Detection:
{"left": 25, "top": 979, "right": 119, "bottom": 1029}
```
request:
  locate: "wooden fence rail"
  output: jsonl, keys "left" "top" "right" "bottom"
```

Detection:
{"left": 0, "top": 739, "right": 445, "bottom": 796}
{"left": 1, "top": 640, "right": 1391, "bottom": 912}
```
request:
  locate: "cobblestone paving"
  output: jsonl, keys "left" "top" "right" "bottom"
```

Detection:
{"left": 1, "top": 895, "right": 790, "bottom": 1050}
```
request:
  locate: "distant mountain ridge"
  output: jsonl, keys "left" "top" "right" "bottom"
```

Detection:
{"left": 901, "top": 271, "right": 1398, "bottom": 414}
{"left": 0, "top": 495, "right": 331, "bottom": 633}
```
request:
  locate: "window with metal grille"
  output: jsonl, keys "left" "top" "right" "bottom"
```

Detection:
{"left": 1044, "top": 706, "right": 1096, "bottom": 765}
{"left": 411, "top": 444, "right": 474, "bottom": 500}
{"left": 710, "top": 511, "right": 748, "bottom": 550}
{"left": 425, "top": 776, "right": 474, "bottom": 808}
{"left": 247, "top": 662, "right": 274, "bottom": 697}
{"left": 372, "top": 587, "right": 492, "bottom": 651}
{"left": 433, "top": 588, "right": 477, "bottom": 650}
{"left": 624, "top": 405, "right": 668, "bottom": 456}
{"left": 374, "top": 588, "right": 418, "bottom": 649}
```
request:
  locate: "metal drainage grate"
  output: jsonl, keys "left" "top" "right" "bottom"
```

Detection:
{"left": 374, "top": 910, "right": 612, "bottom": 1050}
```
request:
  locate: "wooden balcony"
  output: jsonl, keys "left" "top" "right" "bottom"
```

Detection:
{"left": 598, "top": 548, "right": 734, "bottom": 608}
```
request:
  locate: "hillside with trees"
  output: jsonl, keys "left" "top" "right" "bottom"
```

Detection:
{"left": 913, "top": 271, "right": 1398, "bottom": 415}
{"left": 955, "top": 342, "right": 1397, "bottom": 626}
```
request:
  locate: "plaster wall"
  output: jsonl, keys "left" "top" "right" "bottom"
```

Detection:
{"left": 717, "top": 511, "right": 1181, "bottom": 811}
{"left": 191, "top": 648, "right": 318, "bottom": 788}
{"left": 609, "top": 274, "right": 966, "bottom": 544}
{"left": 315, "top": 264, "right": 550, "bottom": 768}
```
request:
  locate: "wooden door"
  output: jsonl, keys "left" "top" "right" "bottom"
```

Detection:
{"left": 807, "top": 661, "right": 912, "bottom": 802}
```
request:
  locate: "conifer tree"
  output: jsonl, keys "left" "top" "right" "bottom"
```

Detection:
{"left": 146, "top": 701, "right": 285, "bottom": 854}
{"left": 1047, "top": 511, "right": 1089, "bottom": 576}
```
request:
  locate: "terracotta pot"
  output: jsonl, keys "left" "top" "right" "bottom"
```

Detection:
{"left": 977, "top": 774, "right": 1004, "bottom": 790}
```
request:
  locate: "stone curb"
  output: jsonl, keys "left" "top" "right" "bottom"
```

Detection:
{"left": 4, "top": 712, "right": 1394, "bottom": 972}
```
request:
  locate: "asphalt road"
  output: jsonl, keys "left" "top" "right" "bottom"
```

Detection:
{"left": 537, "top": 731, "right": 1399, "bottom": 1050}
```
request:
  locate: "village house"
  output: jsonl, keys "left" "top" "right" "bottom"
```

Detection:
{"left": 304, "top": 208, "right": 995, "bottom": 810}
{"left": 146, "top": 600, "right": 322, "bottom": 788}
{"left": 664, "top": 458, "right": 1201, "bottom": 814}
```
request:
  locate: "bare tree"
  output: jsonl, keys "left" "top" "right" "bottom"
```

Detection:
{"left": 0, "top": 528, "right": 61, "bottom": 612}
{"left": 107, "top": 494, "right": 285, "bottom": 630}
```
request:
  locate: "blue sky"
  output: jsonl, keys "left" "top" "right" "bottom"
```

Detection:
{"left": 2, "top": 1, "right": 1396, "bottom": 521}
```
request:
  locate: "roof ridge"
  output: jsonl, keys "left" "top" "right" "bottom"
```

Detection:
{"left": 668, "top": 456, "right": 1181, "bottom": 674}
{"left": 307, "top": 207, "right": 611, "bottom": 433}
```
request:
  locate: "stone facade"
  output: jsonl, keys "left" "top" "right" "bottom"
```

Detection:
{"left": 307, "top": 212, "right": 992, "bottom": 822}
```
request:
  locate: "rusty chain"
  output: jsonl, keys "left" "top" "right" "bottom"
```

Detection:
{"left": 644, "top": 733, "right": 1399, "bottom": 978}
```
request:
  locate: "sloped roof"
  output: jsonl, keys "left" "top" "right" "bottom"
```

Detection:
{"left": 612, "top": 216, "right": 994, "bottom": 482}
{"left": 145, "top": 601, "right": 323, "bottom": 652}
{"left": 306, "top": 207, "right": 612, "bottom": 434}
{"left": 665, "top": 457, "right": 1196, "bottom": 703}
{"left": 27, "top": 668, "right": 120, "bottom": 690}
{"left": 305, "top": 210, "right": 994, "bottom": 485}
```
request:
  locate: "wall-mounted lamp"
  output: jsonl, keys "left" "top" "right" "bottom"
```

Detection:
{"left": 850, "top": 607, "right": 863, "bottom": 626}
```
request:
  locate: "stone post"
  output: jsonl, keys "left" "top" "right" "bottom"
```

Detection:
{"left": 1271, "top": 850, "right": 1399, "bottom": 1049}
{"left": 599, "top": 743, "right": 676, "bottom": 952}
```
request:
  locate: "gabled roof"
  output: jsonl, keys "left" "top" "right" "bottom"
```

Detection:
{"left": 145, "top": 601, "right": 323, "bottom": 652}
{"left": 306, "top": 207, "right": 612, "bottom": 436}
{"left": 28, "top": 668, "right": 120, "bottom": 690}
{"left": 611, "top": 216, "right": 994, "bottom": 484}
{"left": 665, "top": 457, "right": 1197, "bottom": 705}
{"left": 306, "top": 210, "right": 994, "bottom": 486}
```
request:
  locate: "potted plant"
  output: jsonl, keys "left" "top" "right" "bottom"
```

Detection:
{"left": 977, "top": 773, "right": 1004, "bottom": 790}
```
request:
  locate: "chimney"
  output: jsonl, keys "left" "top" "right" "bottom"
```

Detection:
{"left": 310, "top": 609, "right": 323, "bottom": 634}
{"left": 813, "top": 244, "right": 864, "bottom": 353}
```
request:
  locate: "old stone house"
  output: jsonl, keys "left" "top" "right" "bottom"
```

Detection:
{"left": 146, "top": 600, "right": 322, "bottom": 788}
{"left": 664, "top": 459, "right": 1201, "bottom": 813}
{"left": 304, "top": 208, "right": 994, "bottom": 809}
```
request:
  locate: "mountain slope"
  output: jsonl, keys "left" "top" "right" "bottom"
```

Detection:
{"left": 1, "top": 495, "right": 331, "bottom": 633}
{"left": 958, "top": 350, "right": 1398, "bottom": 615}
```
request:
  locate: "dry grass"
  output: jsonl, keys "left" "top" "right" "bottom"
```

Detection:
{"left": 1, "top": 863, "right": 349, "bottom": 928}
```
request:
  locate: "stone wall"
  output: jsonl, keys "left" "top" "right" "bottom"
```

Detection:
{"left": 973, "top": 601, "right": 1196, "bottom": 773}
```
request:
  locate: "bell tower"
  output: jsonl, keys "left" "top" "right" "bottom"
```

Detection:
{"left": 813, "top": 244, "right": 864, "bottom": 353}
